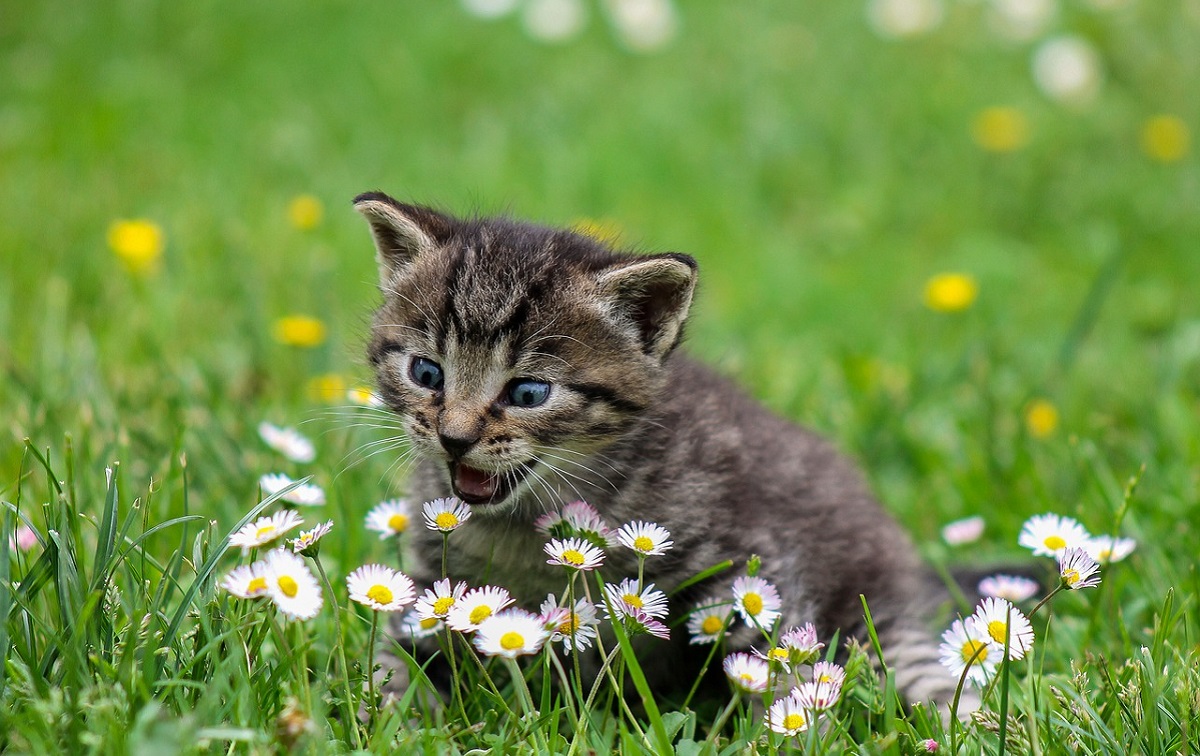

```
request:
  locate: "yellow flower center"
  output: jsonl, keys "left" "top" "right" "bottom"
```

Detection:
{"left": 247, "top": 577, "right": 267, "bottom": 594}
{"left": 632, "top": 535, "right": 655, "bottom": 552}
{"left": 1043, "top": 535, "right": 1066, "bottom": 551}
{"left": 366, "top": 584, "right": 394, "bottom": 605}
{"left": 700, "top": 615, "right": 724, "bottom": 635}
{"left": 419, "top": 617, "right": 439, "bottom": 630}
{"left": 960, "top": 639, "right": 988, "bottom": 664}
{"left": 387, "top": 513, "right": 409, "bottom": 532}
{"left": 783, "top": 713, "right": 806, "bottom": 731}
{"left": 255, "top": 525, "right": 277, "bottom": 540}
{"left": 1063, "top": 569, "right": 1080, "bottom": 586}
{"left": 277, "top": 575, "right": 299, "bottom": 598}
{"left": 622, "top": 593, "right": 644, "bottom": 608}
{"left": 924, "top": 273, "right": 978, "bottom": 313}
{"left": 738, "top": 673, "right": 756, "bottom": 686}
{"left": 433, "top": 597, "right": 455, "bottom": 616}
{"left": 987, "top": 620, "right": 1008, "bottom": 645}
{"left": 1025, "top": 399, "right": 1059, "bottom": 438}
{"left": 435, "top": 512, "right": 459, "bottom": 530}
{"left": 562, "top": 549, "right": 586, "bottom": 566}
{"left": 107, "top": 219, "right": 164, "bottom": 275}
{"left": 557, "top": 613, "right": 580, "bottom": 635}
{"left": 743, "top": 593, "right": 764, "bottom": 616}
{"left": 500, "top": 631, "right": 525, "bottom": 651}
{"left": 769, "top": 647, "right": 789, "bottom": 662}
{"left": 818, "top": 673, "right": 833, "bottom": 683}
{"left": 469, "top": 605, "right": 493, "bottom": 624}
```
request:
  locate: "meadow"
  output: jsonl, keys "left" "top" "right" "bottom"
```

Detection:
{"left": 1, "top": 0, "right": 1198, "bottom": 753}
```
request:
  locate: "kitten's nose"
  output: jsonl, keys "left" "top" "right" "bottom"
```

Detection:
{"left": 438, "top": 430, "right": 479, "bottom": 460}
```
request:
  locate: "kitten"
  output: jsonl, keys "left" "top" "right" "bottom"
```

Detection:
{"left": 355, "top": 191, "right": 961, "bottom": 706}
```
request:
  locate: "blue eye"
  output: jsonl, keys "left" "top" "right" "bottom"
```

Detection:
{"left": 410, "top": 357, "right": 444, "bottom": 390}
{"left": 507, "top": 379, "right": 550, "bottom": 408}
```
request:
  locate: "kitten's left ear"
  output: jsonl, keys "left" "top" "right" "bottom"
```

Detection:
{"left": 596, "top": 253, "right": 697, "bottom": 359}
{"left": 353, "top": 192, "right": 454, "bottom": 288}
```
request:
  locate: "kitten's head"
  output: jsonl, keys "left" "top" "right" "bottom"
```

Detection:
{"left": 355, "top": 192, "right": 697, "bottom": 514}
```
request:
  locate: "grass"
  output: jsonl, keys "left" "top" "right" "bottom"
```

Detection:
{"left": 1, "top": 0, "right": 1199, "bottom": 753}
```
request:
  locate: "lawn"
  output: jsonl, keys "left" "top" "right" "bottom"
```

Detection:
{"left": 1, "top": 0, "right": 1198, "bottom": 753}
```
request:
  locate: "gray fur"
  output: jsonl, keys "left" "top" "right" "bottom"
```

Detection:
{"left": 354, "top": 192, "right": 964, "bottom": 710}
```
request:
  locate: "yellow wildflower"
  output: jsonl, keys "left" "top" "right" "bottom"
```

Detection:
{"left": 273, "top": 315, "right": 327, "bottom": 348}
{"left": 923, "top": 273, "right": 978, "bottom": 313}
{"left": 306, "top": 373, "right": 347, "bottom": 402}
{"left": 1141, "top": 115, "right": 1190, "bottom": 163}
{"left": 288, "top": 195, "right": 324, "bottom": 230}
{"left": 1024, "top": 399, "right": 1059, "bottom": 438}
{"left": 971, "top": 107, "right": 1030, "bottom": 153}
{"left": 107, "top": 219, "right": 164, "bottom": 275}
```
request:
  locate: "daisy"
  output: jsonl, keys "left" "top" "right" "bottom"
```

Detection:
{"left": 365, "top": 499, "right": 412, "bottom": 539}
{"left": 544, "top": 537, "right": 606, "bottom": 571}
{"left": 722, "top": 652, "right": 771, "bottom": 694}
{"left": 615, "top": 520, "right": 673, "bottom": 556}
{"left": 423, "top": 497, "right": 472, "bottom": 532}
{"left": 811, "top": 661, "right": 847, "bottom": 694}
{"left": 398, "top": 609, "right": 444, "bottom": 640}
{"left": 731, "top": 575, "right": 782, "bottom": 631}
{"left": 535, "top": 500, "right": 615, "bottom": 548}
{"left": 1057, "top": 547, "right": 1102, "bottom": 590}
{"left": 765, "top": 690, "right": 813, "bottom": 736}
{"left": 290, "top": 520, "right": 333, "bottom": 556}
{"left": 601, "top": 578, "right": 669, "bottom": 619}
{"left": 229, "top": 510, "right": 304, "bottom": 551}
{"left": 938, "top": 617, "right": 996, "bottom": 686}
{"left": 257, "top": 422, "right": 316, "bottom": 464}
{"left": 687, "top": 602, "right": 733, "bottom": 645}
{"left": 941, "top": 515, "right": 985, "bottom": 546}
{"left": 260, "top": 473, "right": 326, "bottom": 507}
{"left": 446, "top": 585, "right": 514, "bottom": 632}
{"left": 978, "top": 574, "right": 1040, "bottom": 603}
{"left": 261, "top": 549, "right": 323, "bottom": 620}
{"left": 972, "top": 597, "right": 1034, "bottom": 660}
{"left": 780, "top": 623, "right": 825, "bottom": 665}
{"left": 753, "top": 643, "right": 795, "bottom": 670}
{"left": 795, "top": 678, "right": 840, "bottom": 712}
{"left": 1084, "top": 535, "right": 1136, "bottom": 564}
{"left": 621, "top": 607, "right": 671, "bottom": 641}
{"left": 474, "top": 609, "right": 550, "bottom": 659}
{"left": 221, "top": 562, "right": 269, "bottom": 599}
{"left": 1018, "top": 513, "right": 1090, "bottom": 557}
{"left": 540, "top": 593, "right": 599, "bottom": 654}
{"left": 346, "top": 564, "right": 416, "bottom": 612}
{"left": 414, "top": 578, "right": 469, "bottom": 621}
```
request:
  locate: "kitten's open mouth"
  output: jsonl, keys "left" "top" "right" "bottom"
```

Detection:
{"left": 448, "top": 461, "right": 532, "bottom": 507}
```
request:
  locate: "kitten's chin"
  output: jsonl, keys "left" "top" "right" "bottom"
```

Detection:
{"left": 447, "top": 461, "right": 533, "bottom": 510}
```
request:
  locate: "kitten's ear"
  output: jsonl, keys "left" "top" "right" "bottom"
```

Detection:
{"left": 353, "top": 192, "right": 454, "bottom": 287}
{"left": 596, "top": 253, "right": 697, "bottom": 359}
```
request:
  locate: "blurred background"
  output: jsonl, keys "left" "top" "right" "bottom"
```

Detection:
{"left": 1, "top": 0, "right": 1197, "bottom": 561}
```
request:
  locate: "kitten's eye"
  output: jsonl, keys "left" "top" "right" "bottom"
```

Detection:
{"left": 410, "top": 357, "right": 445, "bottom": 390}
{"left": 506, "top": 379, "right": 551, "bottom": 408}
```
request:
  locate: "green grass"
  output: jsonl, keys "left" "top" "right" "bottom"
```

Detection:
{"left": 2, "top": 1, "right": 1199, "bottom": 753}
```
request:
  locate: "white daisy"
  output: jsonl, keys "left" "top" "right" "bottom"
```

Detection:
{"left": 474, "top": 609, "right": 550, "bottom": 659}
{"left": 422, "top": 497, "right": 472, "bottom": 532}
{"left": 260, "top": 473, "right": 326, "bottom": 507}
{"left": 261, "top": 549, "right": 323, "bottom": 620}
{"left": 795, "top": 678, "right": 841, "bottom": 712}
{"left": 290, "top": 520, "right": 333, "bottom": 556}
{"left": 941, "top": 515, "right": 985, "bottom": 546}
{"left": 811, "top": 661, "right": 847, "bottom": 693}
{"left": 687, "top": 602, "right": 733, "bottom": 645}
{"left": 1057, "top": 547, "right": 1102, "bottom": 590}
{"left": 540, "top": 594, "right": 599, "bottom": 654}
{"left": 258, "top": 422, "right": 316, "bottom": 463}
{"left": 446, "top": 585, "right": 514, "bottom": 632}
{"left": 731, "top": 575, "right": 782, "bottom": 631}
{"left": 414, "top": 578, "right": 469, "bottom": 621}
{"left": 1084, "top": 535, "right": 1136, "bottom": 564}
{"left": 722, "top": 652, "right": 771, "bottom": 694}
{"left": 601, "top": 578, "right": 669, "bottom": 619}
{"left": 398, "top": 609, "right": 443, "bottom": 640}
{"left": 978, "top": 574, "right": 1040, "bottom": 603}
{"left": 765, "top": 690, "right": 813, "bottom": 736}
{"left": 229, "top": 510, "right": 304, "bottom": 551}
{"left": 1018, "top": 513, "right": 1091, "bottom": 557}
{"left": 972, "top": 597, "right": 1035, "bottom": 660}
{"left": 938, "top": 617, "right": 996, "bottom": 686}
{"left": 365, "top": 499, "right": 412, "bottom": 539}
{"left": 615, "top": 520, "right": 673, "bottom": 557}
{"left": 221, "top": 562, "right": 269, "bottom": 599}
{"left": 621, "top": 607, "right": 671, "bottom": 640}
{"left": 346, "top": 564, "right": 416, "bottom": 612}
{"left": 544, "top": 537, "right": 606, "bottom": 571}
{"left": 780, "top": 623, "right": 825, "bottom": 665}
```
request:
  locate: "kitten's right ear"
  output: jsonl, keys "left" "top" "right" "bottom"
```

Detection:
{"left": 353, "top": 192, "right": 454, "bottom": 287}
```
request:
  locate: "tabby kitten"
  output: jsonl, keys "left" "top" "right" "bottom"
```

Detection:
{"left": 356, "top": 191, "right": 958, "bottom": 705}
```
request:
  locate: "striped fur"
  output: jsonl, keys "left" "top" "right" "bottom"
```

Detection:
{"left": 355, "top": 193, "right": 968, "bottom": 711}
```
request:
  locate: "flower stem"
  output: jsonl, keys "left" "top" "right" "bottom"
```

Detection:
{"left": 366, "top": 611, "right": 379, "bottom": 733}
{"left": 313, "top": 558, "right": 362, "bottom": 750}
{"left": 505, "top": 657, "right": 548, "bottom": 754}
{"left": 705, "top": 691, "right": 741, "bottom": 746}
